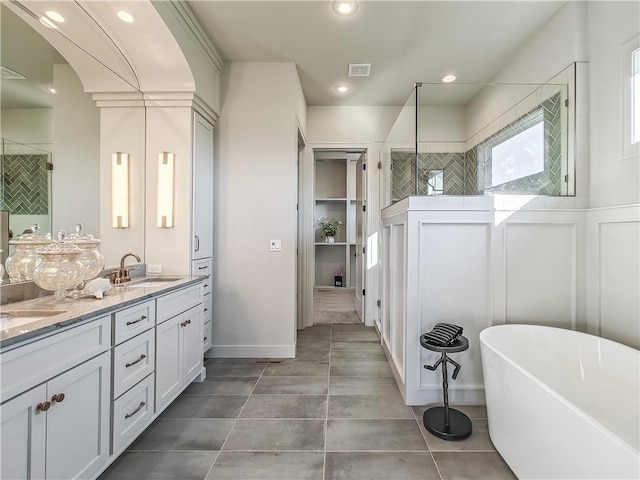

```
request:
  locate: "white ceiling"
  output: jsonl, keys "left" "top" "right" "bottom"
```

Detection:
{"left": 187, "top": 0, "right": 567, "bottom": 106}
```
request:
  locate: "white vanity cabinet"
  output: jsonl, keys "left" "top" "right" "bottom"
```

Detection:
{"left": 155, "top": 284, "right": 204, "bottom": 413}
{"left": 0, "top": 316, "right": 111, "bottom": 480}
{"left": 110, "top": 300, "right": 156, "bottom": 455}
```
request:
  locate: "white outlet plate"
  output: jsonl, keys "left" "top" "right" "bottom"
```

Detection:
{"left": 269, "top": 239, "right": 282, "bottom": 252}
{"left": 148, "top": 265, "right": 162, "bottom": 273}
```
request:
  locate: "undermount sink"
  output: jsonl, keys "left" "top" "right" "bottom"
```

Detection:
{"left": 0, "top": 310, "right": 67, "bottom": 330}
{"left": 128, "top": 277, "right": 182, "bottom": 288}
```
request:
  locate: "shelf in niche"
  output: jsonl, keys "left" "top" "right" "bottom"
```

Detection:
{"left": 316, "top": 197, "right": 348, "bottom": 202}
{"left": 315, "top": 242, "right": 347, "bottom": 246}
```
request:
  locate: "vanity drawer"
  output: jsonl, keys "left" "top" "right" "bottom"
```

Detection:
{"left": 156, "top": 284, "right": 203, "bottom": 325}
{"left": 112, "top": 373, "right": 154, "bottom": 455}
{"left": 1, "top": 316, "right": 111, "bottom": 403}
{"left": 203, "top": 295, "right": 212, "bottom": 324}
{"left": 192, "top": 258, "right": 211, "bottom": 278}
{"left": 203, "top": 320, "right": 212, "bottom": 352}
{"left": 113, "top": 329, "right": 155, "bottom": 399}
{"left": 114, "top": 300, "right": 155, "bottom": 345}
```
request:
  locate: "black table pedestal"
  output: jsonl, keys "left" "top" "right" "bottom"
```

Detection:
{"left": 419, "top": 334, "right": 472, "bottom": 441}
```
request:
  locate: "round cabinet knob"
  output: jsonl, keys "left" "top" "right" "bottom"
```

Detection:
{"left": 51, "top": 393, "right": 65, "bottom": 403}
{"left": 37, "top": 401, "right": 51, "bottom": 412}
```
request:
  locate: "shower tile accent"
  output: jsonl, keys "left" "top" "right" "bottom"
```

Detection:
{"left": 391, "top": 92, "right": 564, "bottom": 198}
{"left": 0, "top": 154, "right": 49, "bottom": 214}
{"left": 391, "top": 151, "right": 465, "bottom": 200}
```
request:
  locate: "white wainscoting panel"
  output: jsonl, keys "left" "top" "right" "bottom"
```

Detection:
{"left": 390, "top": 223, "right": 406, "bottom": 381}
{"left": 382, "top": 226, "right": 392, "bottom": 349}
{"left": 598, "top": 221, "right": 640, "bottom": 348}
{"left": 504, "top": 223, "right": 576, "bottom": 329}
{"left": 418, "top": 223, "right": 492, "bottom": 391}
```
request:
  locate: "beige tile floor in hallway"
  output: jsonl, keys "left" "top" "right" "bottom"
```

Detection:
{"left": 100, "top": 324, "right": 516, "bottom": 480}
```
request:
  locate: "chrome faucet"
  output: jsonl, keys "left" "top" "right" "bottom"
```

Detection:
{"left": 111, "top": 253, "right": 141, "bottom": 285}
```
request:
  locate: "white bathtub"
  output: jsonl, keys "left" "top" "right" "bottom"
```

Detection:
{"left": 480, "top": 324, "right": 640, "bottom": 480}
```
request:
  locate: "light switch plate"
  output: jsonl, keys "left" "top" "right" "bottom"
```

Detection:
{"left": 269, "top": 239, "right": 282, "bottom": 252}
{"left": 148, "top": 264, "right": 162, "bottom": 273}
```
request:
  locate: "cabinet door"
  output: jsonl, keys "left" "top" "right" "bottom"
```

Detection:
{"left": 46, "top": 352, "right": 110, "bottom": 480}
{"left": 182, "top": 306, "right": 204, "bottom": 384}
{"left": 192, "top": 112, "right": 214, "bottom": 260}
{"left": 1, "top": 385, "right": 47, "bottom": 480}
{"left": 156, "top": 314, "right": 183, "bottom": 413}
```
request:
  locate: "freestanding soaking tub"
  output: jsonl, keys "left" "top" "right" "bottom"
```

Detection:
{"left": 480, "top": 324, "right": 639, "bottom": 480}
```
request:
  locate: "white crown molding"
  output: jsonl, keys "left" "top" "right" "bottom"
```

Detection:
{"left": 142, "top": 92, "right": 195, "bottom": 108}
{"left": 159, "top": 1, "right": 224, "bottom": 72}
{"left": 193, "top": 94, "right": 219, "bottom": 126}
{"left": 92, "top": 92, "right": 145, "bottom": 108}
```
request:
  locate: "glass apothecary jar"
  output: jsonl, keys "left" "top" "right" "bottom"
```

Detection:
{"left": 65, "top": 223, "right": 104, "bottom": 285}
{"left": 5, "top": 224, "right": 53, "bottom": 281}
{"left": 33, "top": 242, "right": 84, "bottom": 301}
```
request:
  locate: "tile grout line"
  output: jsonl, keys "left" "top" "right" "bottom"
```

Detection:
{"left": 412, "top": 408, "right": 444, "bottom": 480}
{"left": 322, "top": 324, "right": 333, "bottom": 480}
{"left": 201, "top": 361, "right": 268, "bottom": 480}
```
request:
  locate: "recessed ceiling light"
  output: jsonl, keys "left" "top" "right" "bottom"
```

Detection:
{"left": 332, "top": 1, "right": 358, "bottom": 17}
{"left": 44, "top": 87, "right": 56, "bottom": 94}
{"left": 442, "top": 74, "right": 457, "bottom": 83}
{"left": 116, "top": 10, "right": 134, "bottom": 23}
{"left": 39, "top": 16, "right": 58, "bottom": 29}
{"left": 334, "top": 83, "right": 351, "bottom": 94}
{"left": 45, "top": 10, "right": 64, "bottom": 23}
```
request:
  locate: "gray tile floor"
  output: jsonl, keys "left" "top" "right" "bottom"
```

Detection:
{"left": 100, "top": 324, "right": 516, "bottom": 480}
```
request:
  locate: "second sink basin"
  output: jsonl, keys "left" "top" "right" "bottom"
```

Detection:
{"left": 0, "top": 310, "right": 67, "bottom": 330}
{"left": 128, "top": 277, "right": 182, "bottom": 288}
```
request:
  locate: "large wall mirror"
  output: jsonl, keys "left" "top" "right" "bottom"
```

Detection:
{"left": 0, "top": 1, "right": 145, "bottom": 278}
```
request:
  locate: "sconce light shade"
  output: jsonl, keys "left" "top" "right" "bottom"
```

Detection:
{"left": 157, "top": 152, "right": 174, "bottom": 228}
{"left": 112, "top": 152, "right": 129, "bottom": 228}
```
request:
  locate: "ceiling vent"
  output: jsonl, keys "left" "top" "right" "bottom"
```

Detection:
{"left": 0, "top": 66, "right": 26, "bottom": 80}
{"left": 348, "top": 63, "right": 371, "bottom": 77}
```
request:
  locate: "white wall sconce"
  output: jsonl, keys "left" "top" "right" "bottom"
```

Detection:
{"left": 157, "top": 152, "right": 174, "bottom": 228}
{"left": 112, "top": 152, "right": 129, "bottom": 228}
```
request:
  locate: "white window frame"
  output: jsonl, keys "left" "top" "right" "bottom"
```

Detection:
{"left": 622, "top": 34, "right": 640, "bottom": 159}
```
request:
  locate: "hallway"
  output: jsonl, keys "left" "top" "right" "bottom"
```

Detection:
{"left": 100, "top": 324, "right": 515, "bottom": 479}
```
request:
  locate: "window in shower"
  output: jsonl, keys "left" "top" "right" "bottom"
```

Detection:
{"left": 490, "top": 111, "right": 545, "bottom": 187}
{"left": 425, "top": 169, "right": 444, "bottom": 195}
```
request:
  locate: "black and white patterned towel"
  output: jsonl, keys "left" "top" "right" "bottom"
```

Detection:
{"left": 422, "top": 322, "right": 463, "bottom": 346}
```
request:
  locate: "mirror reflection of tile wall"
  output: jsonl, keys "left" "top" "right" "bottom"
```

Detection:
{"left": 0, "top": 154, "right": 49, "bottom": 215}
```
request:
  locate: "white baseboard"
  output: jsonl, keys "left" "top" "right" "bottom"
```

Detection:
{"left": 207, "top": 344, "right": 296, "bottom": 358}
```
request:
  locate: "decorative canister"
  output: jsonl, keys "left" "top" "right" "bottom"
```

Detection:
{"left": 33, "top": 242, "right": 84, "bottom": 301}
{"left": 5, "top": 224, "right": 53, "bottom": 281}
{"left": 65, "top": 223, "right": 104, "bottom": 285}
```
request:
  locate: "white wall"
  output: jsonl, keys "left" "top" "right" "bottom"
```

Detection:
{"left": 307, "top": 106, "right": 401, "bottom": 144}
{"left": 212, "top": 62, "right": 305, "bottom": 357}
{"left": 52, "top": 64, "right": 100, "bottom": 236}
{"left": 587, "top": 1, "right": 640, "bottom": 207}
{"left": 1, "top": 109, "right": 52, "bottom": 147}
{"left": 584, "top": 2, "right": 640, "bottom": 349}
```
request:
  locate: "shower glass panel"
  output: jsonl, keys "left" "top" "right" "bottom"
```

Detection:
{"left": 380, "top": 79, "right": 573, "bottom": 207}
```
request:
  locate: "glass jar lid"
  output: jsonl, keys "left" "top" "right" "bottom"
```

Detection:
{"left": 9, "top": 224, "right": 53, "bottom": 246}
{"left": 65, "top": 223, "right": 101, "bottom": 246}
{"left": 36, "top": 241, "right": 83, "bottom": 259}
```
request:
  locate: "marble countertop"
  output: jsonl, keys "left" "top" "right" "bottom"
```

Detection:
{"left": 0, "top": 276, "right": 204, "bottom": 349}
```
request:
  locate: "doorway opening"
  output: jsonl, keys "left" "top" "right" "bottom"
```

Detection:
{"left": 312, "top": 148, "right": 367, "bottom": 325}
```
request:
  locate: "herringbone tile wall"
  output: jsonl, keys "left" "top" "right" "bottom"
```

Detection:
{"left": 391, "top": 151, "right": 465, "bottom": 201}
{"left": 0, "top": 154, "right": 49, "bottom": 214}
{"left": 391, "top": 93, "right": 564, "bottom": 199}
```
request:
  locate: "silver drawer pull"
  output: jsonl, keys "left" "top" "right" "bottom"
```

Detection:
{"left": 198, "top": 266, "right": 207, "bottom": 270}
{"left": 125, "top": 354, "right": 146, "bottom": 368}
{"left": 126, "top": 315, "right": 147, "bottom": 326}
{"left": 124, "top": 401, "right": 146, "bottom": 419}
{"left": 204, "top": 308, "right": 208, "bottom": 312}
